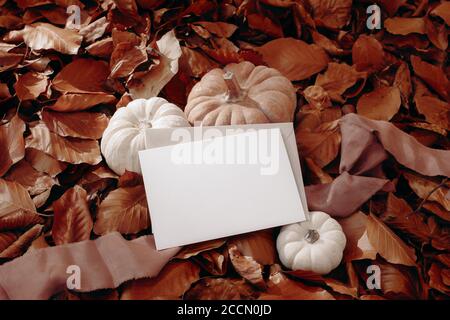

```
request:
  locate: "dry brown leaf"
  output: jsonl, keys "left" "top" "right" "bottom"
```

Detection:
{"left": 121, "top": 260, "right": 200, "bottom": 300}
{"left": 403, "top": 172, "right": 449, "bottom": 211}
{"left": 338, "top": 211, "right": 377, "bottom": 262}
{"left": 0, "top": 51, "right": 23, "bottom": 72}
{"left": 260, "top": 265, "right": 335, "bottom": 300}
{"left": 352, "top": 35, "right": 385, "bottom": 73}
{"left": 431, "top": 1, "right": 450, "bottom": 26}
{"left": 128, "top": 30, "right": 181, "bottom": 99}
{"left": 366, "top": 213, "right": 417, "bottom": 267}
{"left": 49, "top": 93, "right": 117, "bottom": 112}
{"left": 428, "top": 263, "right": 450, "bottom": 295}
{"left": 175, "top": 238, "right": 226, "bottom": 259}
{"left": 411, "top": 55, "right": 450, "bottom": 100}
{"left": 52, "top": 185, "right": 93, "bottom": 245}
{"left": 0, "top": 210, "right": 42, "bottom": 232}
{"left": 378, "top": 261, "right": 421, "bottom": 298}
{"left": 295, "top": 120, "right": 341, "bottom": 168}
{"left": 308, "top": 0, "right": 352, "bottom": 29}
{"left": 315, "top": 62, "right": 367, "bottom": 102}
{"left": 0, "top": 178, "right": 37, "bottom": 220}
{"left": 42, "top": 109, "right": 109, "bottom": 140}
{"left": 25, "top": 148, "right": 67, "bottom": 177}
{"left": 193, "top": 21, "right": 237, "bottom": 38}
{"left": 14, "top": 71, "right": 48, "bottom": 101}
{"left": 356, "top": 86, "right": 401, "bottom": 121}
{"left": 185, "top": 278, "right": 256, "bottom": 300}
{"left": 6, "top": 23, "right": 82, "bottom": 55}
{"left": 423, "top": 202, "right": 450, "bottom": 222}
{"left": 179, "top": 46, "right": 218, "bottom": 78}
{"left": 86, "top": 38, "right": 114, "bottom": 58}
{"left": 0, "top": 224, "right": 43, "bottom": 258}
{"left": 118, "top": 170, "right": 143, "bottom": 188}
{"left": 110, "top": 31, "right": 147, "bottom": 79}
{"left": 79, "top": 17, "right": 109, "bottom": 44}
{"left": 26, "top": 123, "right": 102, "bottom": 165}
{"left": 0, "top": 114, "right": 25, "bottom": 176}
{"left": 255, "top": 37, "right": 329, "bottom": 81}
{"left": 414, "top": 95, "right": 450, "bottom": 131}
{"left": 228, "top": 229, "right": 276, "bottom": 265}
{"left": 4, "top": 159, "right": 56, "bottom": 196}
{"left": 305, "top": 157, "right": 333, "bottom": 184}
{"left": 52, "top": 58, "right": 111, "bottom": 94}
{"left": 247, "top": 13, "right": 283, "bottom": 38}
{"left": 193, "top": 248, "right": 228, "bottom": 276}
{"left": 228, "top": 244, "right": 265, "bottom": 289}
{"left": 425, "top": 17, "right": 448, "bottom": 51}
{"left": 0, "top": 232, "right": 17, "bottom": 252}
{"left": 394, "top": 62, "right": 412, "bottom": 105}
{"left": 311, "top": 30, "right": 347, "bottom": 56}
{"left": 385, "top": 17, "right": 426, "bottom": 35}
{"left": 93, "top": 185, "right": 149, "bottom": 235}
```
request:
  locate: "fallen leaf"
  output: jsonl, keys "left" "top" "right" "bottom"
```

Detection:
{"left": 352, "top": 35, "right": 385, "bottom": 73}
{"left": 24, "top": 148, "right": 67, "bottom": 177}
{"left": 378, "top": 261, "right": 421, "bottom": 298}
{"left": 193, "top": 21, "right": 237, "bottom": 38}
{"left": 296, "top": 120, "right": 341, "bottom": 167}
{"left": 193, "top": 248, "right": 228, "bottom": 275}
{"left": 179, "top": 46, "right": 218, "bottom": 78}
{"left": 6, "top": 23, "right": 82, "bottom": 55}
{"left": 185, "top": 278, "right": 256, "bottom": 300}
{"left": 228, "top": 229, "right": 276, "bottom": 265}
{"left": 42, "top": 109, "right": 109, "bottom": 139}
{"left": 428, "top": 263, "right": 450, "bottom": 295}
{"left": 128, "top": 29, "right": 181, "bottom": 99}
{"left": 0, "top": 51, "right": 23, "bottom": 72}
{"left": 52, "top": 58, "right": 111, "bottom": 94}
{"left": 0, "top": 114, "right": 26, "bottom": 176}
{"left": 431, "top": 2, "right": 450, "bottom": 26}
{"left": 0, "top": 232, "right": 17, "bottom": 252}
{"left": 25, "top": 124, "right": 102, "bottom": 165}
{"left": 110, "top": 31, "right": 147, "bottom": 79}
{"left": 247, "top": 13, "right": 283, "bottom": 38}
{"left": 14, "top": 71, "right": 48, "bottom": 101}
{"left": 121, "top": 261, "right": 200, "bottom": 300}
{"left": 308, "top": 0, "right": 352, "bottom": 29}
{"left": 423, "top": 202, "right": 450, "bottom": 222}
{"left": 175, "top": 238, "right": 226, "bottom": 259}
{"left": 255, "top": 37, "right": 329, "bottom": 81}
{"left": 0, "top": 178, "right": 37, "bottom": 219}
{"left": 315, "top": 62, "right": 367, "bottom": 102}
{"left": 411, "top": 55, "right": 450, "bottom": 100}
{"left": 228, "top": 244, "right": 265, "bottom": 289}
{"left": 93, "top": 185, "right": 149, "bottom": 235}
{"left": 52, "top": 185, "right": 93, "bottom": 245}
{"left": 394, "top": 62, "right": 412, "bottom": 105}
{"left": 414, "top": 95, "right": 450, "bottom": 131}
{"left": 403, "top": 172, "right": 450, "bottom": 211}
{"left": 49, "top": 93, "right": 117, "bottom": 112}
{"left": 385, "top": 17, "right": 426, "bottom": 35}
{"left": 356, "top": 86, "right": 401, "bottom": 121}
{"left": 366, "top": 213, "right": 417, "bottom": 267}
{"left": 0, "top": 224, "right": 43, "bottom": 258}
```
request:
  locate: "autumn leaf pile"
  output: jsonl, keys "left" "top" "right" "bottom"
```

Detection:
{"left": 0, "top": 0, "right": 449, "bottom": 300}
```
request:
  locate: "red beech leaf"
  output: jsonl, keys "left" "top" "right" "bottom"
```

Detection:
{"left": 175, "top": 238, "right": 226, "bottom": 259}
{"left": 356, "top": 86, "right": 401, "bottom": 121}
{"left": 352, "top": 35, "right": 385, "bottom": 73}
{"left": 52, "top": 185, "right": 93, "bottom": 245}
{"left": 14, "top": 71, "right": 48, "bottom": 101}
{"left": 228, "top": 229, "right": 276, "bottom": 265}
{"left": 228, "top": 244, "right": 265, "bottom": 289}
{"left": 0, "top": 224, "right": 43, "bottom": 258}
{"left": 0, "top": 114, "right": 26, "bottom": 176}
{"left": 25, "top": 148, "right": 67, "bottom": 177}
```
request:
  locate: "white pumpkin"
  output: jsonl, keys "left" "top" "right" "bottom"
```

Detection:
{"left": 276, "top": 211, "right": 346, "bottom": 275}
{"left": 101, "top": 97, "right": 190, "bottom": 175}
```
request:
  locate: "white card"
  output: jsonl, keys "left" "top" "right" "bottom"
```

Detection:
{"left": 139, "top": 128, "right": 306, "bottom": 250}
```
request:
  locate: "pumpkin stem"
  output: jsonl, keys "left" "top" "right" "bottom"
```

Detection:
{"left": 304, "top": 229, "right": 320, "bottom": 244}
{"left": 223, "top": 71, "right": 242, "bottom": 101}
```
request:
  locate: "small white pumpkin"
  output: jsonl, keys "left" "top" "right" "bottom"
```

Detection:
{"left": 101, "top": 97, "right": 190, "bottom": 175}
{"left": 276, "top": 211, "right": 346, "bottom": 275}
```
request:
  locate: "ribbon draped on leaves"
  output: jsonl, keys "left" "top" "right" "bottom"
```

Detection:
{"left": 305, "top": 113, "right": 450, "bottom": 217}
{"left": 0, "top": 233, "right": 179, "bottom": 300}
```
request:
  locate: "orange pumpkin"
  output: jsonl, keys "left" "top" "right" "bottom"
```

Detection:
{"left": 185, "top": 61, "right": 297, "bottom": 126}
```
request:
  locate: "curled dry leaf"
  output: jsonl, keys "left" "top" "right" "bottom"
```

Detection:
{"left": 356, "top": 86, "right": 401, "bottom": 121}
{"left": 338, "top": 211, "right": 377, "bottom": 262}
{"left": 93, "top": 185, "right": 149, "bottom": 235}
{"left": 228, "top": 244, "right": 265, "bottom": 289}
{"left": 193, "top": 247, "right": 228, "bottom": 276}
{"left": 394, "top": 62, "right": 412, "bottom": 104}
{"left": 430, "top": 1, "right": 450, "bottom": 26}
{"left": 260, "top": 265, "right": 335, "bottom": 300}
{"left": 403, "top": 172, "right": 450, "bottom": 211}
{"left": 352, "top": 35, "right": 385, "bottom": 73}
{"left": 295, "top": 120, "right": 341, "bottom": 168}
{"left": 0, "top": 232, "right": 17, "bottom": 252}
{"left": 25, "top": 148, "right": 67, "bottom": 178}
{"left": 428, "top": 263, "right": 450, "bottom": 295}
{"left": 247, "top": 13, "right": 284, "bottom": 38}
{"left": 0, "top": 178, "right": 37, "bottom": 219}
{"left": 86, "top": 38, "right": 114, "bottom": 58}
{"left": 25, "top": 124, "right": 102, "bottom": 165}
{"left": 385, "top": 17, "right": 426, "bottom": 35}
{"left": 0, "top": 224, "right": 43, "bottom": 258}
{"left": 14, "top": 71, "right": 48, "bottom": 101}
{"left": 52, "top": 185, "right": 93, "bottom": 245}
{"left": 6, "top": 23, "right": 82, "bottom": 55}
{"left": 110, "top": 31, "right": 147, "bottom": 79}
{"left": 315, "top": 62, "right": 367, "bottom": 102}
{"left": 255, "top": 37, "right": 329, "bottom": 81}
{"left": 184, "top": 278, "right": 256, "bottom": 300}
{"left": 366, "top": 213, "right": 417, "bottom": 267}
{"left": 378, "top": 262, "right": 422, "bottom": 299}
{"left": 42, "top": 109, "right": 109, "bottom": 140}
{"left": 180, "top": 46, "right": 219, "bottom": 78}
{"left": 0, "top": 51, "right": 23, "bottom": 72}
{"left": 0, "top": 114, "right": 25, "bottom": 176}
{"left": 118, "top": 170, "right": 143, "bottom": 188}
{"left": 414, "top": 95, "right": 450, "bottom": 131}
{"left": 129, "top": 30, "right": 182, "bottom": 99}
{"left": 121, "top": 261, "right": 201, "bottom": 300}
{"left": 50, "top": 93, "right": 117, "bottom": 112}
{"left": 228, "top": 229, "right": 276, "bottom": 265}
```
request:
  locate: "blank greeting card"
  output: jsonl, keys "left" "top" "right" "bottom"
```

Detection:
{"left": 139, "top": 127, "right": 306, "bottom": 250}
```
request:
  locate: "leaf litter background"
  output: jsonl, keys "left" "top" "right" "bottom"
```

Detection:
{"left": 0, "top": 0, "right": 449, "bottom": 300}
